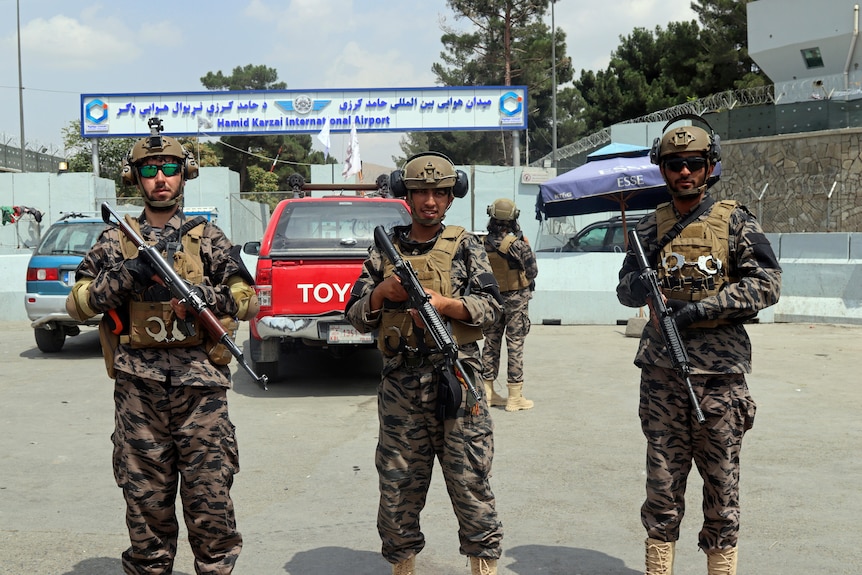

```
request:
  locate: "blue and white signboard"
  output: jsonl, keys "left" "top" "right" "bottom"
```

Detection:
{"left": 80, "top": 86, "right": 527, "bottom": 139}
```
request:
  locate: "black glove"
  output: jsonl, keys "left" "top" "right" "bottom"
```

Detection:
{"left": 123, "top": 258, "right": 157, "bottom": 287}
{"left": 667, "top": 299, "right": 706, "bottom": 329}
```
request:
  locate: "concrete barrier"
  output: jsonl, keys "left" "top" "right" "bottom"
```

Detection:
{"left": 1, "top": 253, "right": 35, "bottom": 321}
{"left": 4, "top": 235, "right": 861, "bottom": 326}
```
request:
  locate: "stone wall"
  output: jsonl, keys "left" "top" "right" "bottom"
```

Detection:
{"left": 716, "top": 128, "right": 862, "bottom": 233}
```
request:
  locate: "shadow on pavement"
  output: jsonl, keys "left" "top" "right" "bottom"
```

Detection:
{"left": 60, "top": 556, "right": 192, "bottom": 575}
{"left": 283, "top": 546, "right": 386, "bottom": 574}
{"left": 233, "top": 344, "right": 381, "bottom": 399}
{"left": 19, "top": 327, "right": 102, "bottom": 360}
{"left": 506, "top": 544, "right": 640, "bottom": 575}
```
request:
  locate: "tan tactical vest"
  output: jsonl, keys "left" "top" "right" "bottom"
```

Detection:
{"left": 656, "top": 199, "right": 737, "bottom": 328}
{"left": 97, "top": 216, "right": 238, "bottom": 377}
{"left": 377, "top": 226, "right": 483, "bottom": 356}
{"left": 487, "top": 234, "right": 530, "bottom": 292}
{"left": 119, "top": 215, "right": 207, "bottom": 349}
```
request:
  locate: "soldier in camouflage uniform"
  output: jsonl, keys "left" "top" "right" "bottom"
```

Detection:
{"left": 480, "top": 198, "right": 538, "bottom": 411}
{"left": 345, "top": 152, "right": 504, "bottom": 575}
{"left": 65, "top": 119, "right": 257, "bottom": 575}
{"left": 616, "top": 115, "right": 781, "bottom": 575}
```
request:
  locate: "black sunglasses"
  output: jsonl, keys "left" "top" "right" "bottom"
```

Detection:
{"left": 138, "top": 163, "right": 182, "bottom": 178}
{"left": 663, "top": 157, "right": 708, "bottom": 173}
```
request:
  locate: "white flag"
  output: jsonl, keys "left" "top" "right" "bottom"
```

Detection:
{"left": 342, "top": 123, "right": 362, "bottom": 180}
{"left": 316, "top": 121, "right": 331, "bottom": 159}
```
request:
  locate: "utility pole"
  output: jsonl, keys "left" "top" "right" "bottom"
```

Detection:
{"left": 551, "top": 0, "right": 558, "bottom": 168}
{"left": 17, "top": 0, "right": 26, "bottom": 173}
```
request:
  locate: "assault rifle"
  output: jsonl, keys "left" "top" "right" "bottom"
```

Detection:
{"left": 101, "top": 202, "right": 269, "bottom": 391}
{"left": 373, "top": 225, "right": 482, "bottom": 419}
{"left": 628, "top": 229, "right": 705, "bottom": 423}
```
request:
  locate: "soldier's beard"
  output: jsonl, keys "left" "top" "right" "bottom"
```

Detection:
{"left": 668, "top": 182, "right": 707, "bottom": 198}
{"left": 143, "top": 188, "right": 183, "bottom": 211}
{"left": 411, "top": 212, "right": 444, "bottom": 226}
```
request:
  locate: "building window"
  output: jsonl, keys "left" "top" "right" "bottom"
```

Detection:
{"left": 801, "top": 47, "right": 824, "bottom": 68}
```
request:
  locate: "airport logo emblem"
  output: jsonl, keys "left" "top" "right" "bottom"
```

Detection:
{"left": 275, "top": 96, "right": 331, "bottom": 114}
{"left": 85, "top": 99, "right": 108, "bottom": 124}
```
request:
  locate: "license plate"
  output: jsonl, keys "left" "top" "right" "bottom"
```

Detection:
{"left": 63, "top": 270, "right": 76, "bottom": 287}
{"left": 328, "top": 324, "right": 373, "bottom": 344}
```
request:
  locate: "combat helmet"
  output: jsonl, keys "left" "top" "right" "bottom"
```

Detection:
{"left": 650, "top": 114, "right": 721, "bottom": 166}
{"left": 120, "top": 118, "right": 198, "bottom": 208}
{"left": 390, "top": 152, "right": 469, "bottom": 198}
{"left": 487, "top": 198, "right": 520, "bottom": 221}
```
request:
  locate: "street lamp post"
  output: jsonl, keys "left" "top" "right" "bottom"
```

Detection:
{"left": 551, "top": 0, "right": 558, "bottom": 169}
{"left": 17, "top": 0, "right": 26, "bottom": 173}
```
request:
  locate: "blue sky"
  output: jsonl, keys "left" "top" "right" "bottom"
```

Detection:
{"left": 0, "top": 0, "right": 695, "bottom": 168}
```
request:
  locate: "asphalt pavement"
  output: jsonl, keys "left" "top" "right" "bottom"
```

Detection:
{"left": 1, "top": 320, "right": 860, "bottom": 575}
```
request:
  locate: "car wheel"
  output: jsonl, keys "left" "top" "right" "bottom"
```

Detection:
{"left": 35, "top": 327, "right": 65, "bottom": 353}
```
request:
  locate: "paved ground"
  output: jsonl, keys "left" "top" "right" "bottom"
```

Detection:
{"left": 1, "top": 320, "right": 860, "bottom": 575}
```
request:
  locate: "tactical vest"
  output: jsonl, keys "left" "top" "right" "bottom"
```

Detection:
{"left": 119, "top": 215, "right": 207, "bottom": 349}
{"left": 377, "top": 226, "right": 483, "bottom": 356}
{"left": 487, "top": 234, "right": 530, "bottom": 292}
{"left": 656, "top": 199, "right": 737, "bottom": 328}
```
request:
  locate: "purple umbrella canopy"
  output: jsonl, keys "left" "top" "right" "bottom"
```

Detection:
{"left": 536, "top": 147, "right": 721, "bottom": 220}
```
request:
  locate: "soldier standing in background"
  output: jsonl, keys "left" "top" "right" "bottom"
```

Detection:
{"left": 345, "top": 152, "right": 503, "bottom": 575}
{"left": 481, "top": 198, "right": 538, "bottom": 412}
{"left": 65, "top": 119, "right": 258, "bottom": 575}
{"left": 617, "top": 115, "right": 781, "bottom": 575}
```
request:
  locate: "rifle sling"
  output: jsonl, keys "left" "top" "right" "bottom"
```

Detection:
{"left": 152, "top": 215, "right": 208, "bottom": 254}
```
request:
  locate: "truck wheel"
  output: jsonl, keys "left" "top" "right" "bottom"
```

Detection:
{"left": 35, "top": 327, "right": 65, "bottom": 353}
{"left": 253, "top": 360, "right": 280, "bottom": 382}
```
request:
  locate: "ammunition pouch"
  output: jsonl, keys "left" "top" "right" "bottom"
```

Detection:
{"left": 99, "top": 317, "right": 119, "bottom": 379}
{"left": 128, "top": 300, "right": 204, "bottom": 348}
{"left": 378, "top": 310, "right": 482, "bottom": 357}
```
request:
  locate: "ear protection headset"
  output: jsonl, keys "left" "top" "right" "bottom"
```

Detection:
{"left": 121, "top": 147, "right": 198, "bottom": 186}
{"left": 389, "top": 152, "right": 470, "bottom": 198}
{"left": 649, "top": 113, "right": 721, "bottom": 166}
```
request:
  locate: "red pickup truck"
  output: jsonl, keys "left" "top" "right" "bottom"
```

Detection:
{"left": 243, "top": 194, "right": 411, "bottom": 381}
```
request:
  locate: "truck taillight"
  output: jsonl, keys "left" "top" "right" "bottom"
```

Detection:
{"left": 257, "top": 286, "right": 272, "bottom": 309}
{"left": 256, "top": 264, "right": 272, "bottom": 311}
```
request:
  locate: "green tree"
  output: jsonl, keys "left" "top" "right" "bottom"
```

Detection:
{"left": 245, "top": 165, "right": 282, "bottom": 210}
{"left": 61, "top": 121, "right": 221, "bottom": 197}
{"left": 400, "top": 0, "right": 575, "bottom": 166}
{"left": 575, "top": 21, "right": 704, "bottom": 130}
{"left": 691, "top": 0, "right": 768, "bottom": 90}
{"left": 200, "top": 64, "right": 330, "bottom": 193}
{"left": 62, "top": 120, "right": 138, "bottom": 196}
{"left": 572, "top": 0, "right": 769, "bottom": 136}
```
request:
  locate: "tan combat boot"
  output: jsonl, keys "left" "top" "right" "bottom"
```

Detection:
{"left": 505, "top": 382, "right": 534, "bottom": 412}
{"left": 645, "top": 537, "right": 675, "bottom": 575}
{"left": 469, "top": 556, "right": 497, "bottom": 575}
{"left": 706, "top": 547, "right": 737, "bottom": 575}
{"left": 483, "top": 379, "right": 506, "bottom": 407}
{"left": 392, "top": 555, "right": 415, "bottom": 575}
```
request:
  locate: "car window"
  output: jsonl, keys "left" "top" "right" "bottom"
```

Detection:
{"left": 36, "top": 222, "right": 106, "bottom": 256}
{"left": 576, "top": 225, "right": 608, "bottom": 248}
{"left": 609, "top": 224, "right": 627, "bottom": 247}
{"left": 272, "top": 201, "right": 410, "bottom": 250}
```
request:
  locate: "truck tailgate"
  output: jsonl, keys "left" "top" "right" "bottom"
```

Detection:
{"left": 269, "top": 258, "right": 363, "bottom": 315}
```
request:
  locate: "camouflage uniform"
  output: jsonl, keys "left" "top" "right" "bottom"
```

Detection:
{"left": 75, "top": 211, "right": 245, "bottom": 574}
{"left": 481, "top": 230, "right": 538, "bottom": 384}
{"left": 617, "top": 195, "right": 781, "bottom": 553}
{"left": 345, "top": 224, "right": 503, "bottom": 564}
